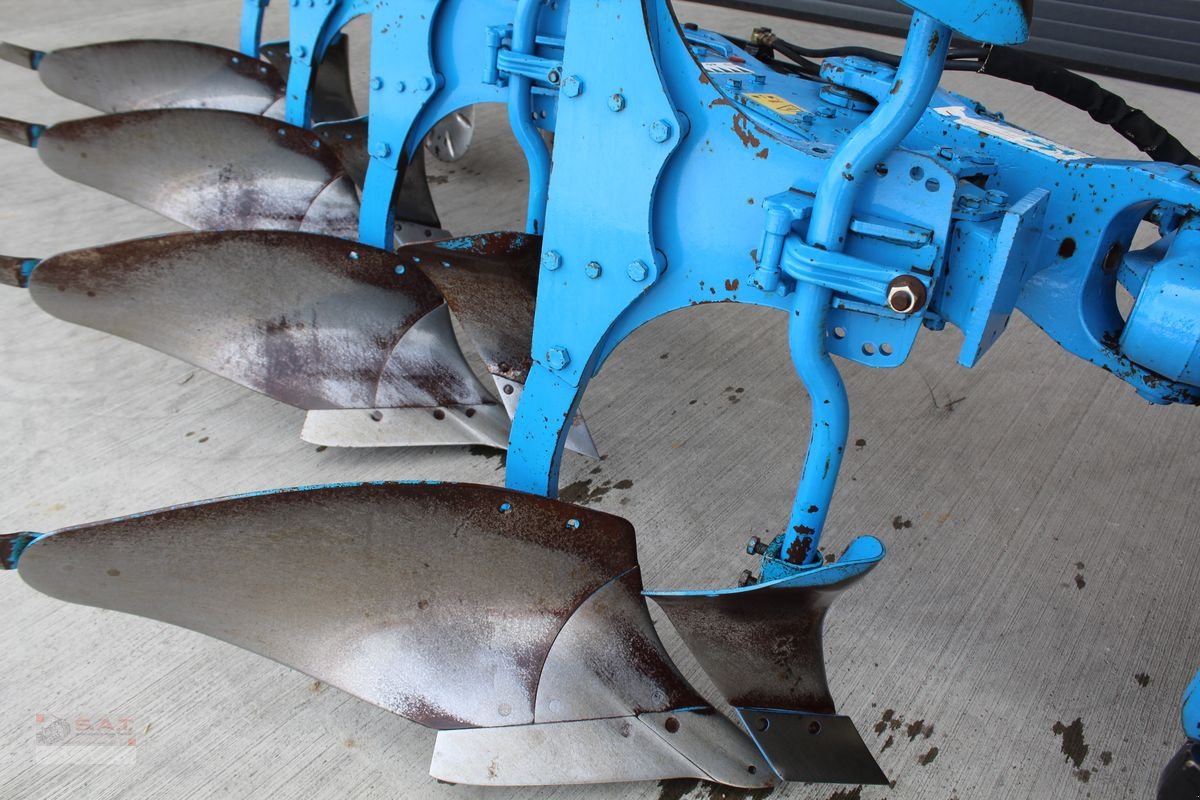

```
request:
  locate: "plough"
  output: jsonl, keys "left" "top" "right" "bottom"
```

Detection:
{"left": 1, "top": 0, "right": 1198, "bottom": 794}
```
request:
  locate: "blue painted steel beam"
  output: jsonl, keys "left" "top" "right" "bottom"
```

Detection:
{"left": 240, "top": 0, "right": 271, "bottom": 57}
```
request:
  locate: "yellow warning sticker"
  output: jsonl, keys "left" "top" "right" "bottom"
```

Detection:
{"left": 743, "top": 93, "right": 804, "bottom": 117}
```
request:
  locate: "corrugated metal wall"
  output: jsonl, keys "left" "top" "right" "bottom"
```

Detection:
{"left": 700, "top": 0, "right": 1200, "bottom": 91}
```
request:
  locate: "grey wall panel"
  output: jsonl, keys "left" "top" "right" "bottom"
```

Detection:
{"left": 700, "top": 0, "right": 1200, "bottom": 91}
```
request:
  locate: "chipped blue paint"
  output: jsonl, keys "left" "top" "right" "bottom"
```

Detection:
{"left": 896, "top": 0, "right": 1030, "bottom": 45}
{"left": 1, "top": 532, "right": 44, "bottom": 570}
{"left": 434, "top": 233, "right": 532, "bottom": 252}
{"left": 646, "top": 536, "right": 883, "bottom": 599}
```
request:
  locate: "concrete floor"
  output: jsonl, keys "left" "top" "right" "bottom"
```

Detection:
{"left": 0, "top": 1, "right": 1197, "bottom": 799}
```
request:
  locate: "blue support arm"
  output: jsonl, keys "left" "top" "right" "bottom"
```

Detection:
{"left": 780, "top": 11, "right": 951, "bottom": 566}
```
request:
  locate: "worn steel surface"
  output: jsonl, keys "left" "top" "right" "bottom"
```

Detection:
{"left": 431, "top": 709, "right": 773, "bottom": 787}
{"left": 402, "top": 232, "right": 598, "bottom": 456}
{"left": 11, "top": 481, "right": 770, "bottom": 785}
{"left": 648, "top": 537, "right": 886, "bottom": 784}
{"left": 408, "top": 232, "right": 538, "bottom": 384}
{"left": 304, "top": 33, "right": 358, "bottom": 124}
{"left": 312, "top": 117, "right": 443, "bottom": 232}
{"left": 299, "top": 401, "right": 511, "bottom": 449}
{"left": 425, "top": 107, "right": 475, "bottom": 162}
{"left": 649, "top": 538, "right": 883, "bottom": 713}
{"left": 534, "top": 569, "right": 703, "bottom": 722}
{"left": 0, "top": 115, "right": 38, "bottom": 147}
{"left": 31, "top": 109, "right": 360, "bottom": 236}
{"left": 14, "top": 483, "right": 634, "bottom": 728}
{"left": 33, "top": 39, "right": 284, "bottom": 114}
{"left": 257, "top": 34, "right": 362, "bottom": 125}
{"left": 0, "top": 41, "right": 38, "bottom": 69}
{"left": 733, "top": 709, "right": 888, "bottom": 784}
{"left": 26, "top": 230, "right": 497, "bottom": 413}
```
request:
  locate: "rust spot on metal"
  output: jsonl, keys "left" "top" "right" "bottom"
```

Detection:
{"left": 732, "top": 114, "right": 761, "bottom": 149}
{"left": 927, "top": 31, "right": 940, "bottom": 57}
{"left": 786, "top": 535, "right": 813, "bottom": 564}
{"left": 24, "top": 483, "right": 648, "bottom": 730}
{"left": 648, "top": 551, "right": 878, "bottom": 714}
{"left": 417, "top": 232, "right": 540, "bottom": 383}
{"left": 755, "top": 147, "right": 769, "bottom": 160}
{"left": 26, "top": 230, "right": 499, "bottom": 412}
{"left": 724, "top": 278, "right": 739, "bottom": 291}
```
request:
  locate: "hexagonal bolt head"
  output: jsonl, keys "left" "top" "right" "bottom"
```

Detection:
{"left": 745, "top": 536, "right": 768, "bottom": 556}
{"left": 546, "top": 347, "right": 571, "bottom": 371}
{"left": 370, "top": 142, "right": 391, "bottom": 159}
{"left": 540, "top": 250, "right": 562, "bottom": 271}
{"left": 886, "top": 275, "right": 927, "bottom": 315}
{"left": 562, "top": 76, "right": 583, "bottom": 98}
{"left": 736, "top": 569, "right": 759, "bottom": 588}
{"left": 584, "top": 261, "right": 602, "bottom": 279}
{"left": 607, "top": 93, "right": 626, "bottom": 112}
{"left": 626, "top": 260, "right": 648, "bottom": 282}
{"left": 649, "top": 119, "right": 673, "bottom": 143}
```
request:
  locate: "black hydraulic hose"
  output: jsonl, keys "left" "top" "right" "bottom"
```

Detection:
{"left": 774, "top": 39, "right": 900, "bottom": 67}
{"left": 721, "top": 32, "right": 822, "bottom": 76}
{"left": 718, "top": 27, "right": 1198, "bottom": 167}
{"left": 979, "top": 46, "right": 1200, "bottom": 166}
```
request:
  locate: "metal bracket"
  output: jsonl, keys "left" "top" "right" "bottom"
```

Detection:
{"left": 487, "top": 25, "right": 565, "bottom": 88}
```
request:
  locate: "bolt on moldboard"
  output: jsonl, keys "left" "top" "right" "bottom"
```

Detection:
{"left": 649, "top": 119, "right": 672, "bottom": 143}
{"left": 546, "top": 347, "right": 571, "bottom": 371}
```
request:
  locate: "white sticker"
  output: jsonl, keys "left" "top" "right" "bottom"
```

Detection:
{"left": 933, "top": 105, "right": 1093, "bottom": 161}
{"left": 703, "top": 61, "right": 755, "bottom": 75}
